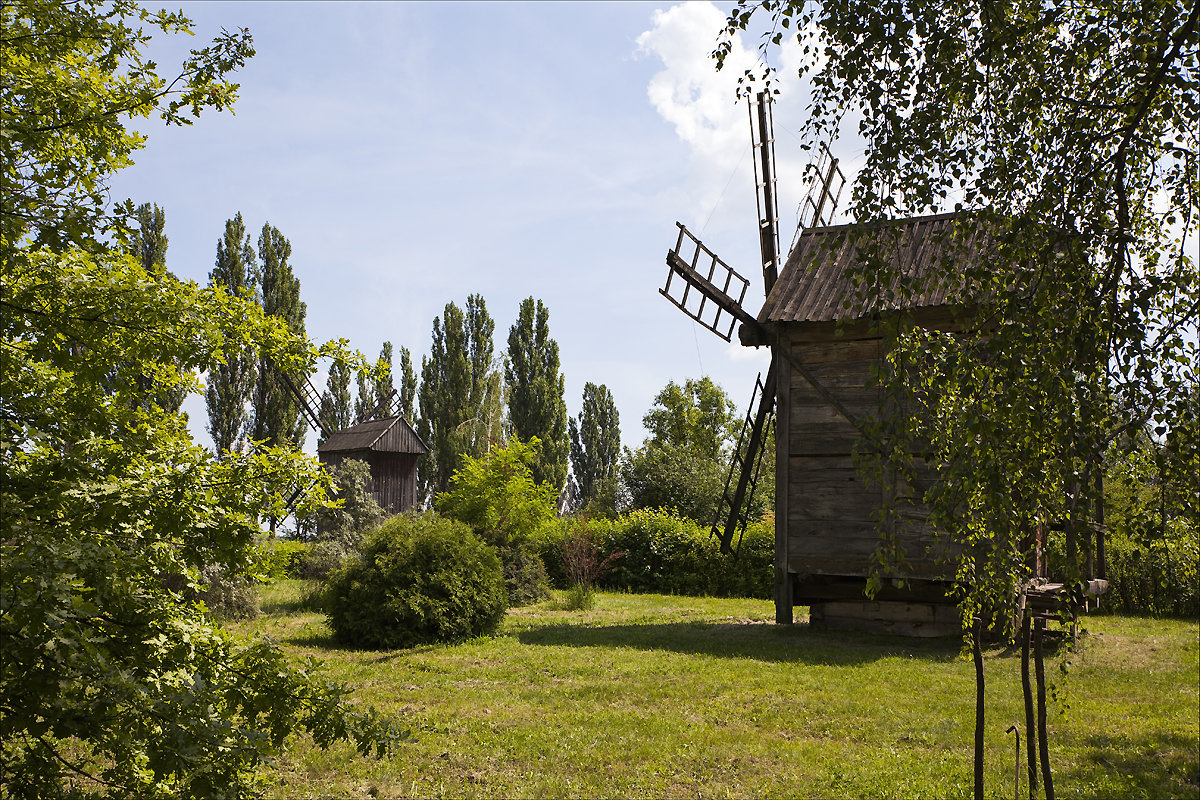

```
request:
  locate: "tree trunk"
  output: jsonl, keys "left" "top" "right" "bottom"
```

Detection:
{"left": 1021, "top": 614, "right": 1038, "bottom": 798}
{"left": 1035, "top": 617, "right": 1055, "bottom": 800}
{"left": 974, "top": 617, "right": 985, "bottom": 800}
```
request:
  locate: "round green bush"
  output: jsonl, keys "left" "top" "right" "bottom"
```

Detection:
{"left": 326, "top": 513, "right": 508, "bottom": 649}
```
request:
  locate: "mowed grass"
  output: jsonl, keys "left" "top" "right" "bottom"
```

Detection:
{"left": 225, "top": 580, "right": 1199, "bottom": 799}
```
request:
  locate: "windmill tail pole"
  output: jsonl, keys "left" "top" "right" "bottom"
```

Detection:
{"left": 1007, "top": 724, "right": 1021, "bottom": 800}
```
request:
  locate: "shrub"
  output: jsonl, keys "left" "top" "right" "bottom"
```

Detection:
{"left": 326, "top": 514, "right": 508, "bottom": 649}
{"left": 499, "top": 544, "right": 552, "bottom": 606}
{"left": 254, "top": 538, "right": 310, "bottom": 580}
{"left": 529, "top": 521, "right": 572, "bottom": 588}
{"left": 294, "top": 458, "right": 389, "bottom": 580}
{"left": 1100, "top": 529, "right": 1199, "bottom": 617}
{"left": 198, "top": 563, "right": 260, "bottom": 619}
{"left": 436, "top": 438, "right": 557, "bottom": 548}
{"left": 597, "top": 509, "right": 773, "bottom": 599}
{"left": 561, "top": 521, "right": 623, "bottom": 610}
{"left": 298, "top": 540, "right": 353, "bottom": 580}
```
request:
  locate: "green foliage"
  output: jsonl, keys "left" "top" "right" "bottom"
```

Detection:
{"left": 319, "top": 357, "right": 354, "bottom": 436}
{"left": 642, "top": 377, "right": 738, "bottom": 461}
{"left": 599, "top": 510, "right": 772, "bottom": 598}
{"left": 1, "top": 0, "right": 254, "bottom": 259}
{"left": 416, "top": 295, "right": 503, "bottom": 500}
{"left": 718, "top": 0, "right": 1199, "bottom": 638}
{"left": 299, "top": 459, "right": 387, "bottom": 579}
{"left": 326, "top": 514, "right": 508, "bottom": 649}
{"left": 251, "top": 222, "right": 306, "bottom": 451}
{"left": 315, "top": 459, "right": 387, "bottom": 545}
{"left": 352, "top": 341, "right": 395, "bottom": 423}
{"left": 1, "top": 248, "right": 399, "bottom": 797}
{"left": 1094, "top": 423, "right": 1199, "bottom": 617}
{"left": 206, "top": 212, "right": 259, "bottom": 454}
{"left": 128, "top": 202, "right": 169, "bottom": 276}
{"left": 437, "top": 437, "right": 557, "bottom": 549}
{"left": 1, "top": 3, "right": 402, "bottom": 794}
{"left": 506, "top": 297, "right": 569, "bottom": 490}
{"left": 569, "top": 382, "right": 621, "bottom": 512}
{"left": 122, "top": 202, "right": 186, "bottom": 414}
{"left": 533, "top": 511, "right": 773, "bottom": 599}
{"left": 498, "top": 545, "right": 552, "bottom": 607}
{"left": 398, "top": 345, "right": 417, "bottom": 421}
{"left": 621, "top": 440, "right": 726, "bottom": 525}
{"left": 621, "top": 377, "right": 746, "bottom": 526}
{"left": 198, "top": 562, "right": 262, "bottom": 619}
{"left": 1100, "top": 531, "right": 1199, "bottom": 617}
{"left": 254, "top": 539, "right": 310, "bottom": 580}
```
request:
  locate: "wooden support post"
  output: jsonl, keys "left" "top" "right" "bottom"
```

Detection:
{"left": 775, "top": 567, "right": 794, "bottom": 625}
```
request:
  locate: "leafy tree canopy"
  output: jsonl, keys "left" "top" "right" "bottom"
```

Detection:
{"left": 622, "top": 378, "right": 741, "bottom": 525}
{"left": 437, "top": 437, "right": 557, "bottom": 549}
{"left": 717, "top": 0, "right": 1198, "bottom": 630}
{"left": 1, "top": 1, "right": 404, "bottom": 795}
{"left": 506, "top": 297, "right": 569, "bottom": 490}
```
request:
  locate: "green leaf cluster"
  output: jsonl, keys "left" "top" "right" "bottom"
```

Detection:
{"left": 717, "top": 0, "right": 1198, "bottom": 638}
{"left": 326, "top": 514, "right": 508, "bottom": 649}
{"left": 1, "top": 2, "right": 404, "bottom": 795}
{"left": 437, "top": 437, "right": 558, "bottom": 549}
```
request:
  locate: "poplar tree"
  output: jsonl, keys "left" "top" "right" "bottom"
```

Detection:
{"left": 205, "top": 213, "right": 258, "bottom": 454}
{"left": 354, "top": 366, "right": 373, "bottom": 423}
{"left": 126, "top": 202, "right": 186, "bottom": 413}
{"left": 374, "top": 341, "right": 395, "bottom": 414}
{"left": 251, "top": 222, "right": 306, "bottom": 450}
{"left": 464, "top": 294, "right": 505, "bottom": 454}
{"left": 398, "top": 345, "right": 417, "bottom": 420}
{"left": 505, "top": 297, "right": 568, "bottom": 490}
{"left": 417, "top": 302, "right": 471, "bottom": 499}
{"left": 319, "top": 358, "right": 353, "bottom": 439}
{"left": 569, "top": 382, "right": 621, "bottom": 510}
{"left": 129, "top": 202, "right": 168, "bottom": 275}
{"left": 416, "top": 295, "right": 502, "bottom": 500}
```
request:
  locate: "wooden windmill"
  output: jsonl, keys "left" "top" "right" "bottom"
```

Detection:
{"left": 273, "top": 361, "right": 400, "bottom": 522}
{"left": 662, "top": 98, "right": 1110, "bottom": 635}
{"left": 660, "top": 92, "right": 844, "bottom": 557}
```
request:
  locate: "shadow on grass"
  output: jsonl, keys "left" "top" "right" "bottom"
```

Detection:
{"left": 516, "top": 619, "right": 962, "bottom": 666}
{"left": 1064, "top": 730, "right": 1200, "bottom": 798}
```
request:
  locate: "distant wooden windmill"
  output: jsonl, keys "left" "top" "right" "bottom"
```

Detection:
{"left": 273, "top": 362, "right": 424, "bottom": 526}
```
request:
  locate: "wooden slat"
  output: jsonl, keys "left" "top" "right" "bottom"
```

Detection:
{"left": 810, "top": 601, "right": 961, "bottom": 637}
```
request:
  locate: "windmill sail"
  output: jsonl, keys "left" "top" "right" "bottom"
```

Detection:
{"left": 660, "top": 222, "right": 757, "bottom": 342}
{"left": 713, "top": 364, "right": 776, "bottom": 555}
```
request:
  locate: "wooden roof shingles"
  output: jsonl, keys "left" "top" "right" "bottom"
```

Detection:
{"left": 760, "top": 212, "right": 987, "bottom": 325}
{"left": 318, "top": 415, "right": 428, "bottom": 455}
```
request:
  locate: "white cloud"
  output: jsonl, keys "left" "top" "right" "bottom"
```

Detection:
{"left": 635, "top": 3, "right": 764, "bottom": 223}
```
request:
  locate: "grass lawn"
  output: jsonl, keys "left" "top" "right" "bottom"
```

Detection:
{"left": 225, "top": 580, "right": 1199, "bottom": 799}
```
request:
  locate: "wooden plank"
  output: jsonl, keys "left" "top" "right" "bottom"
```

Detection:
{"left": 789, "top": 484, "right": 879, "bottom": 520}
{"left": 790, "top": 338, "right": 883, "bottom": 364}
{"left": 792, "top": 552, "right": 951, "bottom": 580}
{"left": 810, "top": 601, "right": 961, "bottom": 637}
{"left": 789, "top": 359, "right": 880, "bottom": 390}
{"left": 775, "top": 350, "right": 793, "bottom": 624}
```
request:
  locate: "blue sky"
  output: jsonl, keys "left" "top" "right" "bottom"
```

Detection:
{"left": 111, "top": 1, "right": 867, "bottom": 454}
